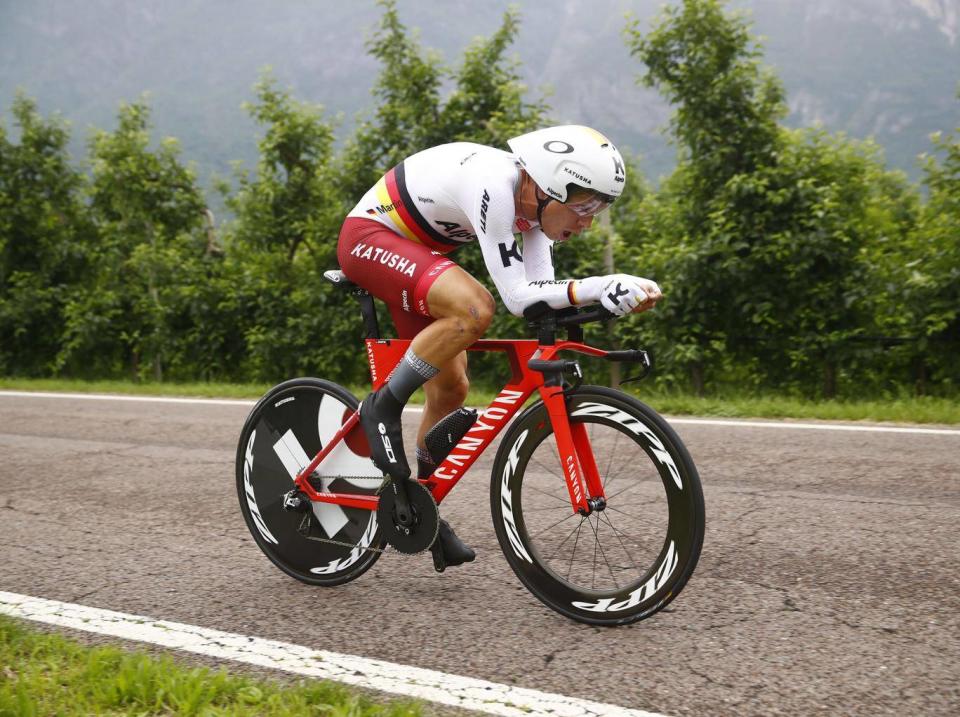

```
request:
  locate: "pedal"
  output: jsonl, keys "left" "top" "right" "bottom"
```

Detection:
{"left": 425, "top": 407, "right": 478, "bottom": 465}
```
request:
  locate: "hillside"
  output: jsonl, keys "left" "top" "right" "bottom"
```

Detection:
{"left": 1, "top": 0, "right": 957, "bottom": 189}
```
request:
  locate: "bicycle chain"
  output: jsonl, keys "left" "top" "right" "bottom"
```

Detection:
{"left": 296, "top": 512, "right": 387, "bottom": 553}
{"left": 297, "top": 519, "right": 430, "bottom": 556}
{"left": 294, "top": 480, "right": 435, "bottom": 556}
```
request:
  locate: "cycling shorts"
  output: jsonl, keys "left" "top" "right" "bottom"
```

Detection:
{"left": 337, "top": 217, "right": 457, "bottom": 338}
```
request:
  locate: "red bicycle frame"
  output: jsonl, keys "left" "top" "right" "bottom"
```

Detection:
{"left": 292, "top": 337, "right": 612, "bottom": 515}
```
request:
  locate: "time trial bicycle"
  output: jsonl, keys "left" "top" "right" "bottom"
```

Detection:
{"left": 236, "top": 269, "right": 704, "bottom": 626}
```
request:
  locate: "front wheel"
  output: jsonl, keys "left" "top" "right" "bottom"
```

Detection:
{"left": 490, "top": 386, "right": 704, "bottom": 626}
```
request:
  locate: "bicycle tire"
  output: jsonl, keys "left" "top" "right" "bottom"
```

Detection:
{"left": 236, "top": 377, "right": 385, "bottom": 586}
{"left": 490, "top": 386, "right": 704, "bottom": 626}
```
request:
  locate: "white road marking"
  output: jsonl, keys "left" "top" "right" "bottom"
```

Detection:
{"left": 666, "top": 417, "right": 960, "bottom": 436}
{"left": 0, "top": 591, "right": 668, "bottom": 717}
{"left": 0, "top": 390, "right": 957, "bottom": 435}
{"left": 0, "top": 390, "right": 255, "bottom": 406}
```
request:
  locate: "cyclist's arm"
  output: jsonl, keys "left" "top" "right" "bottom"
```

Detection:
{"left": 473, "top": 183, "right": 575, "bottom": 316}
{"left": 520, "top": 228, "right": 555, "bottom": 283}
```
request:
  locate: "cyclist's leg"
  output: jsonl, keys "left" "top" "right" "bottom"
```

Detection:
{"left": 417, "top": 351, "right": 469, "bottom": 455}
{"left": 338, "top": 219, "right": 443, "bottom": 478}
{"left": 408, "top": 267, "right": 495, "bottom": 368}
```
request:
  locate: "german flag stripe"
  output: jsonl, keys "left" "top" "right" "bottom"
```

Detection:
{"left": 373, "top": 176, "right": 419, "bottom": 243}
{"left": 387, "top": 164, "right": 461, "bottom": 251}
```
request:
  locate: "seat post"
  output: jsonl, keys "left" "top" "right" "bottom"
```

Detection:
{"left": 323, "top": 269, "right": 382, "bottom": 340}
{"left": 355, "top": 290, "right": 380, "bottom": 340}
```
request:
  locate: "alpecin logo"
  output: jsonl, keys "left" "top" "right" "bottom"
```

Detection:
{"left": 350, "top": 242, "right": 417, "bottom": 277}
{"left": 435, "top": 220, "right": 476, "bottom": 241}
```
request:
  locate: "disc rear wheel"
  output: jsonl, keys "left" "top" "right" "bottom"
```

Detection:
{"left": 236, "top": 378, "right": 385, "bottom": 586}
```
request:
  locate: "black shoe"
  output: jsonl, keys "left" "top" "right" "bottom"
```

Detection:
{"left": 430, "top": 518, "right": 476, "bottom": 572}
{"left": 359, "top": 389, "right": 409, "bottom": 481}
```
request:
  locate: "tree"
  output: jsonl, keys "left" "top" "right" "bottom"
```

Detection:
{"left": 336, "top": 0, "right": 446, "bottom": 203}
{"left": 220, "top": 73, "right": 360, "bottom": 382}
{"left": 900, "top": 112, "right": 960, "bottom": 392}
{"left": 58, "top": 100, "right": 208, "bottom": 380}
{"left": 0, "top": 93, "right": 93, "bottom": 376}
{"left": 625, "top": 0, "right": 917, "bottom": 397}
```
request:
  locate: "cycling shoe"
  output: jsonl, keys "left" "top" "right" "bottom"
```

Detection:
{"left": 430, "top": 518, "right": 476, "bottom": 572}
{"left": 359, "top": 389, "right": 410, "bottom": 481}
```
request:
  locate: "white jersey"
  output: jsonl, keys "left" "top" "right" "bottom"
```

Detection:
{"left": 347, "top": 142, "right": 575, "bottom": 316}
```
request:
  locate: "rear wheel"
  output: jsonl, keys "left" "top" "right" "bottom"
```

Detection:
{"left": 490, "top": 386, "right": 704, "bottom": 625}
{"left": 236, "top": 378, "right": 384, "bottom": 586}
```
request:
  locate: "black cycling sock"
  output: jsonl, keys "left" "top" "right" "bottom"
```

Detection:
{"left": 384, "top": 348, "right": 439, "bottom": 405}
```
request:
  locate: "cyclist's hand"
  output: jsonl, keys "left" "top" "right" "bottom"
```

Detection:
{"left": 597, "top": 274, "right": 660, "bottom": 316}
{"left": 630, "top": 277, "right": 662, "bottom": 313}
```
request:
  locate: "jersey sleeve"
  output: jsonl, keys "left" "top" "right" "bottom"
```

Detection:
{"left": 521, "top": 227, "right": 555, "bottom": 282}
{"left": 472, "top": 179, "right": 574, "bottom": 317}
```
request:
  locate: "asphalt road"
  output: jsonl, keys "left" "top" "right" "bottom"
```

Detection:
{"left": 1, "top": 392, "right": 958, "bottom": 715}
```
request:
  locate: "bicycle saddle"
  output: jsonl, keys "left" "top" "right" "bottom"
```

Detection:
{"left": 323, "top": 269, "right": 358, "bottom": 289}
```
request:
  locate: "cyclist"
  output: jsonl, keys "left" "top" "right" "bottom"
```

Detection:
{"left": 337, "top": 125, "right": 662, "bottom": 568}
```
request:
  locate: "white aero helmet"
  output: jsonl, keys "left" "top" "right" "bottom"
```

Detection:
{"left": 507, "top": 125, "right": 626, "bottom": 216}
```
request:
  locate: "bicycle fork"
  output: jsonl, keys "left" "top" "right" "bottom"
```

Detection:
{"left": 532, "top": 361, "right": 606, "bottom": 516}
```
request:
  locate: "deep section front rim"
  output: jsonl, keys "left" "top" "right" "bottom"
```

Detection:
{"left": 490, "top": 386, "right": 704, "bottom": 625}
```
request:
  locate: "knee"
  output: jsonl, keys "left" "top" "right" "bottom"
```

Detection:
{"left": 459, "top": 289, "right": 495, "bottom": 339}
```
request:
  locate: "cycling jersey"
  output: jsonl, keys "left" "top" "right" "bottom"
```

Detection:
{"left": 344, "top": 142, "right": 576, "bottom": 317}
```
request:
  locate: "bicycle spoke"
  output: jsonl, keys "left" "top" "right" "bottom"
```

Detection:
{"left": 605, "top": 504, "right": 649, "bottom": 521}
{"left": 545, "top": 521, "right": 585, "bottom": 563}
{"left": 602, "top": 427, "right": 622, "bottom": 490}
{"left": 529, "top": 453, "right": 560, "bottom": 479}
{"left": 586, "top": 510, "right": 621, "bottom": 590}
{"left": 531, "top": 511, "right": 578, "bottom": 539}
{"left": 605, "top": 480, "right": 643, "bottom": 502}
{"left": 603, "top": 444, "right": 646, "bottom": 491}
{"left": 530, "top": 456, "right": 563, "bottom": 496}
{"left": 524, "top": 483, "right": 572, "bottom": 507}
{"left": 566, "top": 517, "right": 585, "bottom": 581}
{"left": 599, "top": 511, "right": 646, "bottom": 579}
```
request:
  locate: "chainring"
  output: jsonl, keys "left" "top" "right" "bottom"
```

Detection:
{"left": 376, "top": 480, "right": 439, "bottom": 554}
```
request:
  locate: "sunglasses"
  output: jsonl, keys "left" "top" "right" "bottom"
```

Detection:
{"left": 564, "top": 186, "right": 616, "bottom": 216}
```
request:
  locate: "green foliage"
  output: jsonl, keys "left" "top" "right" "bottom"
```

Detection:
{"left": 220, "top": 72, "right": 362, "bottom": 383}
{"left": 56, "top": 100, "right": 209, "bottom": 380}
{"left": 438, "top": 6, "right": 549, "bottom": 149}
{"left": 0, "top": 0, "right": 955, "bottom": 401}
{"left": 624, "top": 0, "right": 927, "bottom": 398}
{"left": 0, "top": 93, "right": 92, "bottom": 376}
{"left": 899, "top": 110, "right": 960, "bottom": 390}
{"left": 627, "top": 0, "right": 785, "bottom": 188}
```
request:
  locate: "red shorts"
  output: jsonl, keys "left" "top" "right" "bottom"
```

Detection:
{"left": 337, "top": 217, "right": 457, "bottom": 338}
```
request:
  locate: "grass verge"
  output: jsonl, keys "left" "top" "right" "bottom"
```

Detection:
{"left": 1, "top": 377, "right": 957, "bottom": 424}
{"left": 0, "top": 615, "right": 421, "bottom": 717}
